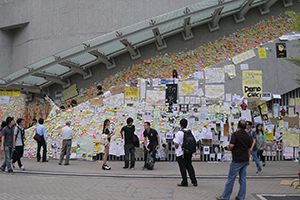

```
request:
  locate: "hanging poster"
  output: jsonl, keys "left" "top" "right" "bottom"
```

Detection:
{"left": 179, "top": 80, "right": 198, "bottom": 96}
{"left": 224, "top": 64, "right": 236, "bottom": 79}
{"left": 205, "top": 68, "right": 225, "bottom": 83}
{"left": 62, "top": 84, "right": 78, "bottom": 100}
{"left": 0, "top": 88, "right": 20, "bottom": 97}
{"left": 125, "top": 87, "right": 139, "bottom": 106}
{"left": 205, "top": 85, "right": 225, "bottom": 100}
{"left": 146, "top": 90, "right": 165, "bottom": 105}
{"left": 106, "top": 93, "right": 125, "bottom": 108}
{"left": 242, "top": 70, "right": 262, "bottom": 98}
{"left": 276, "top": 43, "right": 287, "bottom": 58}
{"left": 166, "top": 84, "right": 177, "bottom": 106}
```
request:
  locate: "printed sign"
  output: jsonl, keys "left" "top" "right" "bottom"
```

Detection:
{"left": 242, "top": 70, "right": 262, "bottom": 98}
{"left": 276, "top": 43, "right": 287, "bottom": 58}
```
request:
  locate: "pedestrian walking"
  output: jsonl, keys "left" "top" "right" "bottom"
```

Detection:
{"left": 102, "top": 119, "right": 115, "bottom": 170}
{"left": 173, "top": 118, "right": 197, "bottom": 187}
{"left": 36, "top": 118, "right": 48, "bottom": 162}
{"left": 216, "top": 120, "right": 252, "bottom": 200}
{"left": 12, "top": 118, "right": 26, "bottom": 170}
{"left": 256, "top": 124, "right": 266, "bottom": 167}
{"left": 120, "top": 117, "right": 135, "bottom": 170}
{"left": 0, "top": 117, "right": 15, "bottom": 174}
{"left": 246, "top": 121, "right": 262, "bottom": 173}
{"left": 58, "top": 121, "right": 74, "bottom": 166}
{"left": 143, "top": 121, "right": 160, "bottom": 169}
{"left": 0, "top": 121, "right": 7, "bottom": 159}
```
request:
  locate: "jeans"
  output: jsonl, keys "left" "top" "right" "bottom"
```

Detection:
{"left": 124, "top": 144, "right": 135, "bottom": 168}
{"left": 222, "top": 161, "right": 248, "bottom": 200}
{"left": 177, "top": 154, "right": 197, "bottom": 185}
{"left": 1, "top": 146, "right": 13, "bottom": 171}
{"left": 59, "top": 140, "right": 72, "bottom": 164}
{"left": 251, "top": 151, "right": 262, "bottom": 171}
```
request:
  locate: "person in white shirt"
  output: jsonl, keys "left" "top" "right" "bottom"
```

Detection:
{"left": 173, "top": 118, "right": 197, "bottom": 187}
{"left": 12, "top": 118, "right": 26, "bottom": 170}
{"left": 58, "top": 121, "right": 74, "bottom": 166}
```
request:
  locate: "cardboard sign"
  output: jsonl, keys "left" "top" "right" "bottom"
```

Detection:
{"left": 248, "top": 100, "right": 260, "bottom": 109}
{"left": 62, "top": 84, "right": 78, "bottom": 100}
{"left": 109, "top": 85, "right": 125, "bottom": 95}
{"left": 282, "top": 115, "right": 299, "bottom": 128}
{"left": 90, "top": 98, "right": 103, "bottom": 107}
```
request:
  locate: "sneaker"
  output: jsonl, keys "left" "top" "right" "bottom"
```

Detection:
{"left": 235, "top": 197, "right": 241, "bottom": 200}
{"left": 130, "top": 167, "right": 134, "bottom": 170}
{"left": 122, "top": 166, "right": 129, "bottom": 170}
{"left": 263, "top": 163, "right": 266, "bottom": 167}
{"left": 8, "top": 170, "right": 14, "bottom": 175}
{"left": 216, "top": 196, "right": 228, "bottom": 200}
{"left": 102, "top": 165, "right": 111, "bottom": 170}
{"left": 20, "top": 166, "right": 25, "bottom": 171}
{"left": 141, "top": 165, "right": 145, "bottom": 169}
{"left": 256, "top": 169, "right": 263, "bottom": 174}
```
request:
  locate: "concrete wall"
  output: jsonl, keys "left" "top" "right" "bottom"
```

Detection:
{"left": 0, "top": 0, "right": 204, "bottom": 76}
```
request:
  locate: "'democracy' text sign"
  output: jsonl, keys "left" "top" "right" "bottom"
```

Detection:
{"left": 242, "top": 70, "right": 262, "bottom": 98}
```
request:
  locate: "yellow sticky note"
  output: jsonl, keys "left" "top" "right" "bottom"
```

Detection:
{"left": 258, "top": 48, "right": 267, "bottom": 59}
{"left": 266, "top": 133, "right": 273, "bottom": 141}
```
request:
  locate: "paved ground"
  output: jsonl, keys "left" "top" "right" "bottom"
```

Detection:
{"left": 0, "top": 158, "right": 299, "bottom": 200}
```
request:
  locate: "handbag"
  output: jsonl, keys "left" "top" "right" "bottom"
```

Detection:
{"left": 33, "top": 133, "right": 42, "bottom": 142}
{"left": 99, "top": 134, "right": 109, "bottom": 146}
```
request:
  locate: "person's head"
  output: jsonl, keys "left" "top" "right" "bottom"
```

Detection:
{"left": 65, "top": 121, "right": 71, "bottom": 126}
{"left": 6, "top": 116, "right": 14, "bottom": 127}
{"left": 60, "top": 106, "right": 66, "bottom": 111}
{"left": 33, "top": 119, "right": 37, "bottom": 123}
{"left": 71, "top": 100, "right": 77, "bottom": 106}
{"left": 246, "top": 121, "right": 252, "bottom": 130}
{"left": 172, "top": 69, "right": 178, "bottom": 78}
{"left": 38, "top": 118, "right": 44, "bottom": 124}
{"left": 238, "top": 120, "right": 246, "bottom": 130}
{"left": 256, "top": 124, "right": 263, "bottom": 133}
{"left": 1, "top": 121, "right": 7, "bottom": 129}
{"left": 127, "top": 117, "right": 133, "bottom": 125}
{"left": 17, "top": 118, "right": 25, "bottom": 127}
{"left": 103, "top": 119, "right": 110, "bottom": 132}
{"left": 180, "top": 118, "right": 188, "bottom": 129}
{"left": 97, "top": 85, "right": 102, "bottom": 91}
{"left": 144, "top": 121, "right": 150, "bottom": 130}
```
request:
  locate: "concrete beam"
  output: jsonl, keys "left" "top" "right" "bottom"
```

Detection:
{"left": 282, "top": 0, "right": 293, "bottom": 7}
{"left": 152, "top": 28, "right": 167, "bottom": 50}
{"left": 88, "top": 50, "right": 112, "bottom": 66}
{"left": 234, "top": 0, "right": 255, "bottom": 23}
{"left": 182, "top": 17, "right": 194, "bottom": 41}
{"left": 32, "top": 73, "right": 68, "bottom": 85}
{"left": 259, "top": 0, "right": 278, "bottom": 15}
{"left": 120, "top": 39, "right": 141, "bottom": 60}
{"left": 208, "top": 6, "right": 224, "bottom": 32}
{"left": 59, "top": 60, "right": 89, "bottom": 76}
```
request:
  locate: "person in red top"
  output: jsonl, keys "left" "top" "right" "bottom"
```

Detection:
{"left": 216, "top": 120, "right": 252, "bottom": 200}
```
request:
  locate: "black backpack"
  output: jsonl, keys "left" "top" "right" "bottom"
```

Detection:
{"left": 182, "top": 129, "right": 196, "bottom": 155}
{"left": 133, "top": 134, "right": 139, "bottom": 147}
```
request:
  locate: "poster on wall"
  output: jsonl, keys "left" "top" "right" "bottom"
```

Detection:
{"left": 0, "top": 88, "right": 20, "bottom": 97}
{"left": 242, "top": 70, "right": 262, "bottom": 99}
{"left": 62, "top": 84, "right": 78, "bottom": 100}
{"left": 205, "top": 85, "right": 225, "bottom": 100}
{"left": 179, "top": 80, "right": 198, "bottom": 96}
{"left": 125, "top": 87, "right": 139, "bottom": 106}
{"left": 205, "top": 68, "right": 225, "bottom": 83}
{"left": 146, "top": 90, "right": 165, "bottom": 105}
{"left": 276, "top": 43, "right": 287, "bottom": 58}
{"left": 166, "top": 84, "right": 177, "bottom": 106}
{"left": 106, "top": 93, "right": 125, "bottom": 109}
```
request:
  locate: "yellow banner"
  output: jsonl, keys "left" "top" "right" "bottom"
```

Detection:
{"left": 0, "top": 88, "right": 21, "bottom": 97}
{"left": 242, "top": 70, "right": 262, "bottom": 98}
{"left": 62, "top": 84, "right": 78, "bottom": 100}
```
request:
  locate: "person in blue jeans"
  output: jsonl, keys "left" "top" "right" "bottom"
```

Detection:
{"left": 246, "top": 121, "right": 262, "bottom": 173}
{"left": 0, "top": 117, "right": 15, "bottom": 174}
{"left": 216, "top": 120, "right": 252, "bottom": 200}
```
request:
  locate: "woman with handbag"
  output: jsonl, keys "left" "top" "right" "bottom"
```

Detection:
{"left": 102, "top": 119, "right": 115, "bottom": 170}
{"left": 256, "top": 124, "right": 266, "bottom": 167}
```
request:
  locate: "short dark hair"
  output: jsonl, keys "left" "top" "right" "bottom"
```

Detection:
{"left": 238, "top": 120, "right": 246, "bottom": 130}
{"left": 6, "top": 116, "right": 14, "bottom": 125}
{"left": 246, "top": 121, "right": 252, "bottom": 126}
{"left": 38, "top": 118, "right": 44, "bottom": 124}
{"left": 1, "top": 121, "right": 7, "bottom": 129}
{"left": 33, "top": 119, "right": 37, "bottom": 122}
{"left": 180, "top": 118, "right": 188, "bottom": 128}
{"left": 97, "top": 85, "right": 102, "bottom": 90}
{"left": 144, "top": 122, "right": 150, "bottom": 126}
{"left": 71, "top": 100, "right": 77, "bottom": 105}
{"left": 127, "top": 117, "right": 133, "bottom": 125}
{"left": 60, "top": 106, "right": 65, "bottom": 109}
{"left": 17, "top": 118, "right": 24, "bottom": 125}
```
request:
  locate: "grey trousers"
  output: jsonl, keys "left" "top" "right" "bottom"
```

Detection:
{"left": 59, "top": 140, "right": 72, "bottom": 164}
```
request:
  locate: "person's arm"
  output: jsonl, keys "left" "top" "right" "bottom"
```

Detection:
{"left": 156, "top": 133, "right": 160, "bottom": 149}
{"left": 173, "top": 131, "right": 182, "bottom": 149}
{"left": 144, "top": 132, "right": 149, "bottom": 151}
{"left": 250, "top": 131, "right": 256, "bottom": 151}
{"left": 43, "top": 126, "right": 47, "bottom": 143}
{"left": 13, "top": 127, "right": 17, "bottom": 148}
{"left": 1, "top": 135, "right": 4, "bottom": 151}
{"left": 226, "top": 132, "right": 236, "bottom": 151}
{"left": 263, "top": 133, "right": 266, "bottom": 149}
{"left": 120, "top": 127, "right": 124, "bottom": 139}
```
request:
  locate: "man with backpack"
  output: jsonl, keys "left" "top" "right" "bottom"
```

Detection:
{"left": 12, "top": 118, "right": 26, "bottom": 170}
{"left": 173, "top": 118, "right": 197, "bottom": 187}
{"left": 120, "top": 117, "right": 135, "bottom": 170}
{"left": 143, "top": 122, "right": 160, "bottom": 170}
